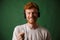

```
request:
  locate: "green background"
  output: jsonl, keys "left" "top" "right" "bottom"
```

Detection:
{"left": 0, "top": 0, "right": 60, "bottom": 40}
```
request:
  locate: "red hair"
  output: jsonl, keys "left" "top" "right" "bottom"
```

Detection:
{"left": 24, "top": 2, "right": 39, "bottom": 11}
{"left": 24, "top": 2, "right": 40, "bottom": 18}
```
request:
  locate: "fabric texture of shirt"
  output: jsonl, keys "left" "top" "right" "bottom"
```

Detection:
{"left": 12, "top": 23, "right": 51, "bottom": 40}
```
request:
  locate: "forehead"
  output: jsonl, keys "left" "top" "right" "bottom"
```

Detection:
{"left": 25, "top": 8, "right": 38, "bottom": 12}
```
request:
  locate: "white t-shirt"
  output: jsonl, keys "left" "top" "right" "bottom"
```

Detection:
{"left": 12, "top": 23, "right": 51, "bottom": 40}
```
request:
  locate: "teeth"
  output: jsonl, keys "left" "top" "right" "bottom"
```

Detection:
{"left": 30, "top": 18, "right": 33, "bottom": 19}
{"left": 30, "top": 18, "right": 33, "bottom": 20}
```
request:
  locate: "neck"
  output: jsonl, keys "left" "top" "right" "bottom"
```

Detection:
{"left": 27, "top": 22, "right": 38, "bottom": 29}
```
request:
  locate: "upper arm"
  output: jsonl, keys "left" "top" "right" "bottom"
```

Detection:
{"left": 12, "top": 27, "right": 19, "bottom": 40}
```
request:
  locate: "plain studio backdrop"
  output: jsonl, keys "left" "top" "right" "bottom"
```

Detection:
{"left": 0, "top": 0, "right": 60, "bottom": 40}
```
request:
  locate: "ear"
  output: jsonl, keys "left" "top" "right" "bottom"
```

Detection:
{"left": 24, "top": 10, "right": 26, "bottom": 18}
{"left": 38, "top": 12, "right": 40, "bottom": 17}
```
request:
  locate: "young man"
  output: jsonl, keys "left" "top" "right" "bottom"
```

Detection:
{"left": 12, "top": 2, "right": 51, "bottom": 40}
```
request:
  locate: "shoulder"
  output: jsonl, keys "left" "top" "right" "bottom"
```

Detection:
{"left": 38, "top": 26, "right": 50, "bottom": 38}
{"left": 38, "top": 25, "right": 48, "bottom": 33}
{"left": 13, "top": 24, "right": 26, "bottom": 33}
{"left": 14, "top": 24, "right": 26, "bottom": 30}
{"left": 37, "top": 25, "right": 51, "bottom": 40}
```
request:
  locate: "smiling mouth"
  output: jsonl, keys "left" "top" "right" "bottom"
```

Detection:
{"left": 30, "top": 18, "right": 34, "bottom": 20}
{"left": 29, "top": 18, "right": 35, "bottom": 21}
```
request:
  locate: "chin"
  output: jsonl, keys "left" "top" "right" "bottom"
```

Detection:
{"left": 27, "top": 19, "right": 37, "bottom": 24}
{"left": 28, "top": 21, "right": 36, "bottom": 24}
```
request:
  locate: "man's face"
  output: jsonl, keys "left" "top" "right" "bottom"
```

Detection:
{"left": 25, "top": 8, "right": 38, "bottom": 24}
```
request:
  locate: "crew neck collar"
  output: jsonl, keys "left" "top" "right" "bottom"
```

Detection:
{"left": 26, "top": 23, "right": 39, "bottom": 30}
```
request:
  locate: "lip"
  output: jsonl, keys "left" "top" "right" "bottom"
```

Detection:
{"left": 29, "top": 18, "right": 35, "bottom": 21}
{"left": 29, "top": 18, "right": 34, "bottom": 20}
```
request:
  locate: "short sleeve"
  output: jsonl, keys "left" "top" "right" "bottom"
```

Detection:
{"left": 46, "top": 31, "right": 51, "bottom": 40}
{"left": 12, "top": 26, "right": 19, "bottom": 40}
{"left": 12, "top": 25, "right": 25, "bottom": 40}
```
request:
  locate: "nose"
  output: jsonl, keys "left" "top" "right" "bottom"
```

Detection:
{"left": 30, "top": 13, "right": 33, "bottom": 17}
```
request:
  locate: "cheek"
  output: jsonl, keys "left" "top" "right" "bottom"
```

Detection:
{"left": 34, "top": 14, "right": 38, "bottom": 18}
{"left": 25, "top": 14, "right": 29, "bottom": 19}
